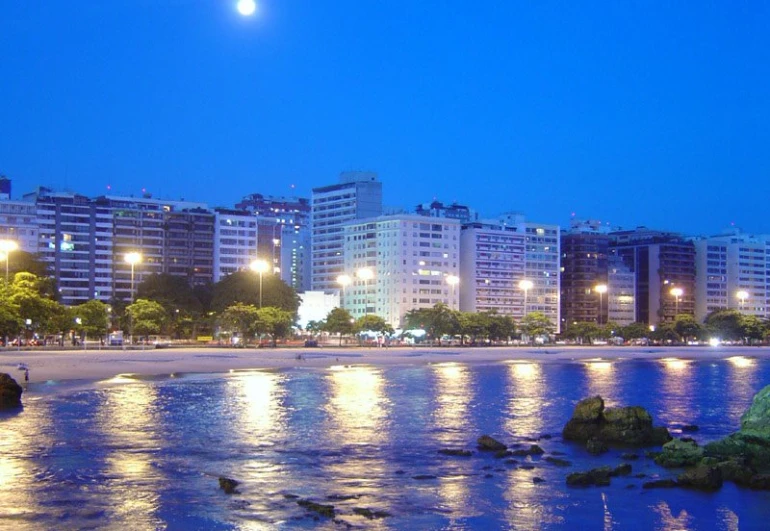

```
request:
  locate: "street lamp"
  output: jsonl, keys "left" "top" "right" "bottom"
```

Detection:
{"left": 737, "top": 290, "right": 749, "bottom": 312}
{"left": 0, "top": 239, "right": 18, "bottom": 281}
{"left": 595, "top": 284, "right": 608, "bottom": 325}
{"left": 670, "top": 287, "right": 684, "bottom": 317}
{"left": 250, "top": 259, "right": 269, "bottom": 308}
{"left": 446, "top": 275, "right": 459, "bottom": 309}
{"left": 519, "top": 279, "right": 534, "bottom": 316}
{"left": 124, "top": 252, "right": 142, "bottom": 302}
{"left": 337, "top": 274, "right": 352, "bottom": 307}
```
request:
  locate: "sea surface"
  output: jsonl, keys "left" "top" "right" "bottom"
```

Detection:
{"left": 2, "top": 354, "right": 770, "bottom": 530}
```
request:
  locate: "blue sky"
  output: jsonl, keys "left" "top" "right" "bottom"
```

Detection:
{"left": 1, "top": 1, "right": 768, "bottom": 235}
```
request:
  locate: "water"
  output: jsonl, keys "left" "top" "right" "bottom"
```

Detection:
{"left": 2, "top": 356, "right": 770, "bottom": 530}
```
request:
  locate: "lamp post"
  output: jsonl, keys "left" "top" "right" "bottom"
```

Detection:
{"left": 0, "top": 239, "right": 18, "bottom": 281}
{"left": 594, "top": 284, "right": 608, "bottom": 325}
{"left": 125, "top": 252, "right": 142, "bottom": 347}
{"left": 250, "top": 259, "right": 269, "bottom": 308}
{"left": 356, "top": 267, "right": 374, "bottom": 315}
{"left": 670, "top": 287, "right": 683, "bottom": 318}
{"left": 337, "top": 274, "right": 352, "bottom": 308}
{"left": 737, "top": 290, "right": 749, "bottom": 312}
{"left": 446, "top": 275, "right": 460, "bottom": 310}
{"left": 519, "top": 279, "right": 533, "bottom": 316}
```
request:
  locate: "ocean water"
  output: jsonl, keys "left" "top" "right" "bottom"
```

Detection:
{"left": 2, "top": 355, "right": 770, "bottom": 530}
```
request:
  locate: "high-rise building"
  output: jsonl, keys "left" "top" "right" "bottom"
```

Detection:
{"left": 343, "top": 214, "right": 460, "bottom": 328}
{"left": 213, "top": 209, "right": 258, "bottom": 282}
{"left": 0, "top": 199, "right": 39, "bottom": 254}
{"left": 311, "top": 172, "right": 382, "bottom": 292}
{"left": 460, "top": 213, "right": 560, "bottom": 331}
{"left": 607, "top": 255, "right": 636, "bottom": 326}
{"left": 560, "top": 220, "right": 610, "bottom": 329}
{"left": 693, "top": 229, "right": 769, "bottom": 321}
{"left": 610, "top": 228, "right": 696, "bottom": 325}
{"left": 415, "top": 200, "right": 477, "bottom": 223}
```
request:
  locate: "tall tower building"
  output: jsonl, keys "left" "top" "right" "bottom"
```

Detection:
{"left": 311, "top": 172, "right": 382, "bottom": 292}
{"left": 560, "top": 220, "right": 610, "bottom": 329}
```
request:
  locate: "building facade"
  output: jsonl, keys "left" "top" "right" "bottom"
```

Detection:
{"left": 560, "top": 220, "right": 610, "bottom": 329}
{"left": 213, "top": 209, "right": 258, "bottom": 282}
{"left": 311, "top": 172, "right": 382, "bottom": 292}
{"left": 343, "top": 214, "right": 460, "bottom": 328}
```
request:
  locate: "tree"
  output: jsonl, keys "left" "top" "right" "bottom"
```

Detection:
{"left": 563, "top": 322, "right": 602, "bottom": 345}
{"left": 704, "top": 309, "right": 743, "bottom": 342}
{"left": 519, "top": 312, "right": 555, "bottom": 344}
{"left": 650, "top": 321, "right": 678, "bottom": 343}
{"left": 305, "top": 320, "right": 325, "bottom": 335}
{"left": 354, "top": 315, "right": 393, "bottom": 335}
{"left": 487, "top": 313, "right": 517, "bottom": 343}
{"left": 673, "top": 314, "right": 702, "bottom": 344}
{"left": 219, "top": 303, "right": 260, "bottom": 344}
{"left": 211, "top": 271, "right": 300, "bottom": 314}
{"left": 404, "top": 303, "right": 459, "bottom": 346}
{"left": 740, "top": 315, "right": 766, "bottom": 344}
{"left": 126, "top": 299, "right": 167, "bottom": 341}
{"left": 620, "top": 322, "right": 650, "bottom": 341}
{"left": 255, "top": 307, "right": 295, "bottom": 347}
{"left": 323, "top": 307, "right": 355, "bottom": 346}
{"left": 72, "top": 300, "right": 111, "bottom": 342}
{"left": 457, "top": 312, "right": 490, "bottom": 345}
{"left": 137, "top": 273, "right": 205, "bottom": 334}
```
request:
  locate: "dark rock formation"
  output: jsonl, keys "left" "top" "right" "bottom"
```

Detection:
{"left": 566, "top": 466, "right": 612, "bottom": 487}
{"left": 297, "top": 500, "right": 335, "bottom": 518}
{"left": 412, "top": 474, "right": 437, "bottom": 480}
{"left": 510, "top": 445, "right": 545, "bottom": 457}
{"left": 642, "top": 479, "right": 678, "bottom": 489}
{"left": 655, "top": 439, "right": 704, "bottom": 468}
{"left": 562, "top": 396, "right": 671, "bottom": 448}
{"left": 586, "top": 438, "right": 608, "bottom": 455}
{"left": 353, "top": 508, "right": 391, "bottom": 519}
{"left": 0, "top": 373, "right": 23, "bottom": 410}
{"left": 438, "top": 449, "right": 473, "bottom": 457}
{"left": 621, "top": 453, "right": 639, "bottom": 460}
{"left": 544, "top": 456, "right": 572, "bottom": 467}
{"left": 677, "top": 465, "right": 723, "bottom": 491}
{"left": 613, "top": 463, "right": 633, "bottom": 476}
{"left": 218, "top": 477, "right": 239, "bottom": 494}
{"left": 477, "top": 435, "right": 507, "bottom": 452}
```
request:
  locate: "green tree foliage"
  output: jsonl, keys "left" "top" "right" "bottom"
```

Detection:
{"left": 137, "top": 273, "right": 204, "bottom": 315}
{"left": 72, "top": 300, "right": 111, "bottom": 340}
{"left": 456, "top": 312, "right": 489, "bottom": 344}
{"left": 673, "top": 314, "right": 703, "bottom": 343}
{"left": 126, "top": 299, "right": 167, "bottom": 340}
{"left": 487, "top": 313, "right": 517, "bottom": 343}
{"left": 519, "top": 311, "right": 555, "bottom": 343}
{"left": 255, "top": 307, "right": 295, "bottom": 347}
{"left": 305, "top": 320, "right": 325, "bottom": 334}
{"left": 354, "top": 315, "right": 393, "bottom": 335}
{"left": 650, "top": 322, "right": 679, "bottom": 343}
{"left": 619, "top": 322, "right": 650, "bottom": 340}
{"left": 323, "top": 307, "right": 355, "bottom": 346}
{"left": 740, "top": 315, "right": 766, "bottom": 344}
{"left": 219, "top": 303, "right": 260, "bottom": 343}
{"left": 704, "top": 309, "right": 743, "bottom": 342}
{"left": 404, "top": 303, "right": 459, "bottom": 345}
{"left": 211, "top": 271, "right": 300, "bottom": 314}
{"left": 563, "top": 322, "right": 602, "bottom": 344}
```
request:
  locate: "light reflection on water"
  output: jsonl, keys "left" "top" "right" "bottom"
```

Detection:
{"left": 3, "top": 358, "right": 770, "bottom": 529}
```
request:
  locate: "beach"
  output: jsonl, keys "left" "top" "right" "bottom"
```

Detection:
{"left": 3, "top": 344, "right": 769, "bottom": 385}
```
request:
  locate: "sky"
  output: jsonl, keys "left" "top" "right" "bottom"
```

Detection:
{"left": 1, "top": 1, "right": 769, "bottom": 236}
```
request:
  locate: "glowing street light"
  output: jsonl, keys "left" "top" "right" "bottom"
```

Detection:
{"left": 519, "top": 279, "right": 534, "bottom": 315}
{"left": 250, "top": 259, "right": 269, "bottom": 308}
{"left": 124, "top": 252, "right": 142, "bottom": 302}
{"left": 670, "top": 287, "right": 684, "bottom": 317}
{"left": 446, "top": 275, "right": 459, "bottom": 309}
{"left": 236, "top": 0, "right": 256, "bottom": 16}
{"left": 737, "top": 290, "right": 749, "bottom": 312}
{"left": 594, "top": 284, "right": 608, "bottom": 325}
{"left": 0, "top": 239, "right": 18, "bottom": 281}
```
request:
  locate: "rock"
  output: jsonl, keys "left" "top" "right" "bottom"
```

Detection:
{"left": 477, "top": 435, "right": 507, "bottom": 452}
{"left": 621, "top": 453, "right": 639, "bottom": 460}
{"left": 297, "top": 500, "right": 335, "bottom": 518}
{"left": 681, "top": 424, "right": 699, "bottom": 433}
{"left": 704, "top": 432, "right": 770, "bottom": 470}
{"left": 494, "top": 450, "right": 513, "bottom": 459}
{"left": 0, "top": 373, "right": 23, "bottom": 410}
{"left": 677, "top": 465, "right": 723, "bottom": 491}
{"left": 438, "top": 449, "right": 472, "bottom": 457}
{"left": 218, "top": 477, "right": 239, "bottom": 494}
{"left": 353, "top": 508, "right": 391, "bottom": 519}
{"left": 566, "top": 466, "right": 612, "bottom": 487}
{"left": 611, "top": 463, "right": 632, "bottom": 476}
{"left": 642, "top": 479, "right": 678, "bottom": 489}
{"left": 655, "top": 439, "right": 704, "bottom": 468}
{"left": 748, "top": 474, "right": 770, "bottom": 489}
{"left": 586, "top": 438, "right": 608, "bottom": 455}
{"left": 740, "top": 384, "right": 770, "bottom": 436}
{"left": 562, "top": 396, "right": 671, "bottom": 448}
{"left": 412, "top": 475, "right": 436, "bottom": 480}
{"left": 532, "top": 477, "right": 545, "bottom": 484}
{"left": 545, "top": 456, "right": 572, "bottom": 467}
{"left": 510, "top": 445, "right": 544, "bottom": 457}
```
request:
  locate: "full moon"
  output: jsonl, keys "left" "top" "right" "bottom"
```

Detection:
{"left": 237, "top": 0, "right": 256, "bottom": 16}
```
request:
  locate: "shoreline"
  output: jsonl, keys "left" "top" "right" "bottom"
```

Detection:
{"left": 2, "top": 345, "right": 769, "bottom": 389}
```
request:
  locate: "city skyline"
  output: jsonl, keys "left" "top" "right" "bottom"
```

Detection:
{"left": 2, "top": 2, "right": 768, "bottom": 236}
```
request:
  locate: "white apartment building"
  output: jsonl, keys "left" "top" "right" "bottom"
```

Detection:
{"left": 693, "top": 230, "right": 769, "bottom": 321}
{"left": 0, "top": 199, "right": 39, "bottom": 253}
{"left": 280, "top": 223, "right": 311, "bottom": 292}
{"left": 343, "top": 215, "right": 460, "bottom": 328}
{"left": 461, "top": 213, "right": 560, "bottom": 332}
{"left": 213, "top": 209, "right": 258, "bottom": 282}
{"left": 311, "top": 172, "right": 382, "bottom": 292}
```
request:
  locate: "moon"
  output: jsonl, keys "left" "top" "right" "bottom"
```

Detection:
{"left": 237, "top": 0, "right": 256, "bottom": 16}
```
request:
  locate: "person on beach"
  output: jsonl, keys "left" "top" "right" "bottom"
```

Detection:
{"left": 24, "top": 368, "right": 29, "bottom": 388}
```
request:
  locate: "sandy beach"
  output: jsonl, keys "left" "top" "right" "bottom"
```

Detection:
{"left": 3, "top": 344, "right": 770, "bottom": 386}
